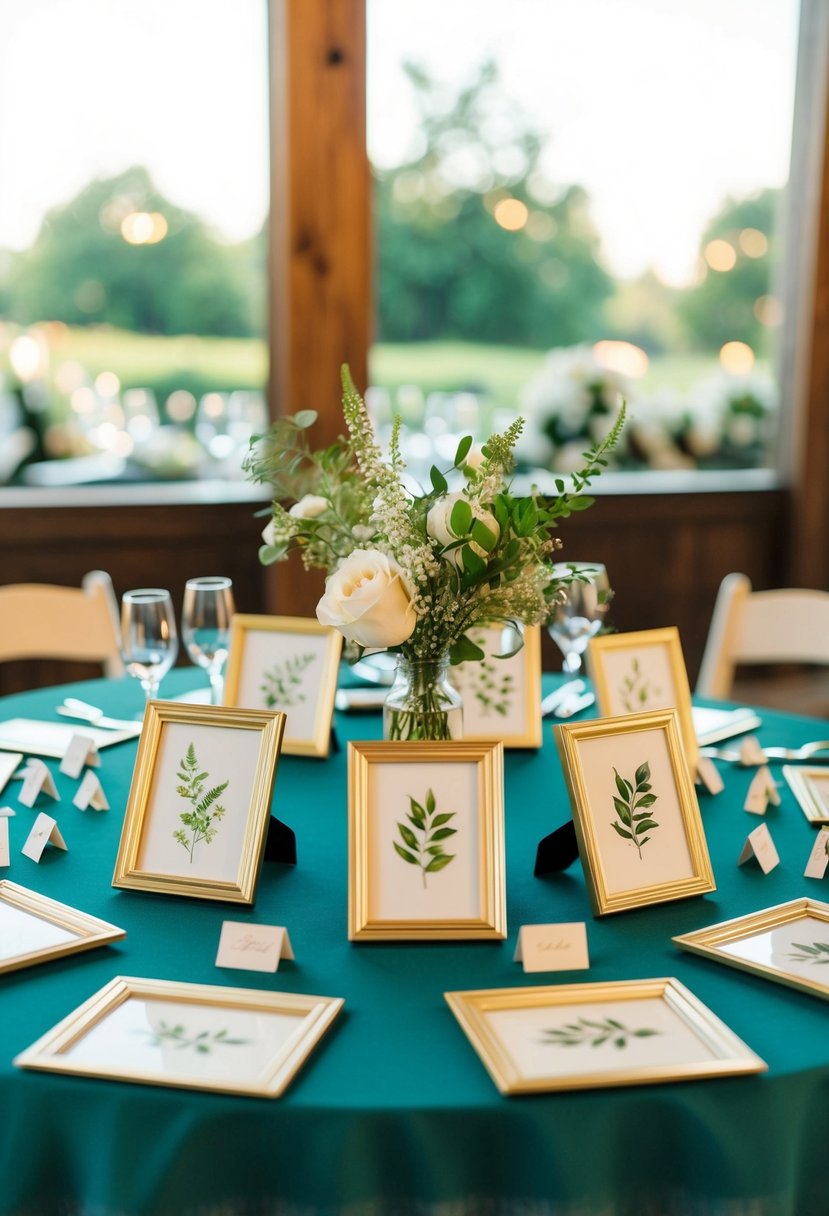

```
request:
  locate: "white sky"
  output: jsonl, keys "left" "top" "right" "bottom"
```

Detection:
{"left": 0, "top": 0, "right": 799, "bottom": 285}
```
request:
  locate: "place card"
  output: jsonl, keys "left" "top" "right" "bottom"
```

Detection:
{"left": 804, "top": 828, "right": 829, "bottom": 880}
{"left": 696, "top": 756, "right": 724, "bottom": 796}
{"left": 0, "top": 818, "right": 9, "bottom": 867}
{"left": 0, "top": 718, "right": 140, "bottom": 759}
{"left": 0, "top": 753, "right": 22, "bottom": 797}
{"left": 21, "top": 813, "right": 68, "bottom": 864}
{"left": 60, "top": 734, "right": 100, "bottom": 780}
{"left": 513, "top": 922, "right": 589, "bottom": 973}
{"left": 740, "top": 736, "right": 768, "bottom": 767}
{"left": 18, "top": 760, "right": 59, "bottom": 809}
{"left": 72, "top": 771, "right": 110, "bottom": 812}
{"left": 215, "top": 921, "right": 295, "bottom": 973}
{"left": 738, "top": 823, "right": 780, "bottom": 874}
{"left": 743, "top": 766, "right": 781, "bottom": 816}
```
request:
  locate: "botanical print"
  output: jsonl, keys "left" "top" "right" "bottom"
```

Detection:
{"left": 610, "top": 762, "right": 659, "bottom": 860}
{"left": 617, "top": 657, "right": 661, "bottom": 712}
{"left": 540, "top": 1016, "right": 661, "bottom": 1049}
{"left": 394, "top": 787, "right": 456, "bottom": 888}
{"left": 466, "top": 653, "right": 515, "bottom": 719}
{"left": 788, "top": 941, "right": 829, "bottom": 965}
{"left": 136, "top": 1020, "right": 250, "bottom": 1054}
{"left": 260, "top": 652, "right": 316, "bottom": 708}
{"left": 172, "top": 744, "right": 229, "bottom": 863}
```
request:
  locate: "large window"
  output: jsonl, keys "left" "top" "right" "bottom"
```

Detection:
{"left": 0, "top": 0, "right": 269, "bottom": 485}
{"left": 367, "top": 0, "right": 799, "bottom": 476}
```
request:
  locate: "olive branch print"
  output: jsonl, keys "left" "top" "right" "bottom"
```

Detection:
{"left": 618, "top": 658, "right": 660, "bottom": 713}
{"left": 788, "top": 941, "right": 829, "bottom": 965}
{"left": 540, "top": 1016, "right": 661, "bottom": 1050}
{"left": 393, "top": 787, "right": 456, "bottom": 888}
{"left": 260, "top": 652, "right": 316, "bottom": 708}
{"left": 172, "top": 743, "right": 229, "bottom": 863}
{"left": 136, "top": 1021, "right": 250, "bottom": 1054}
{"left": 469, "top": 656, "right": 514, "bottom": 718}
{"left": 610, "top": 761, "right": 659, "bottom": 859}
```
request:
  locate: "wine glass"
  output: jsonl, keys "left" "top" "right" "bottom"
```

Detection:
{"left": 120, "top": 589, "right": 179, "bottom": 710}
{"left": 548, "top": 562, "right": 611, "bottom": 673}
{"left": 181, "top": 576, "right": 235, "bottom": 704}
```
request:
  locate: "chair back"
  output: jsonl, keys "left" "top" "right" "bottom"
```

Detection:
{"left": 0, "top": 571, "right": 124, "bottom": 677}
{"left": 696, "top": 572, "right": 829, "bottom": 698}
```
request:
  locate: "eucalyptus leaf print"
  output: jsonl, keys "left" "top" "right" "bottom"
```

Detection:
{"left": 788, "top": 941, "right": 829, "bottom": 965}
{"left": 394, "top": 787, "right": 456, "bottom": 888}
{"left": 610, "top": 761, "right": 659, "bottom": 859}
{"left": 172, "top": 743, "right": 229, "bottom": 863}
{"left": 540, "top": 1016, "right": 661, "bottom": 1050}
{"left": 136, "top": 1021, "right": 250, "bottom": 1054}
{"left": 260, "top": 652, "right": 316, "bottom": 708}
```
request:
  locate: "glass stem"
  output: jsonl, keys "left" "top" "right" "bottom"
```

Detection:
{"left": 563, "top": 652, "right": 583, "bottom": 673}
{"left": 208, "top": 667, "right": 224, "bottom": 706}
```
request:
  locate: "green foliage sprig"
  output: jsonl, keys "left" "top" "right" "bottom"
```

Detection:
{"left": 172, "top": 743, "right": 229, "bottom": 863}
{"left": 260, "top": 652, "right": 316, "bottom": 708}
{"left": 138, "top": 1021, "right": 250, "bottom": 1053}
{"left": 610, "top": 762, "right": 659, "bottom": 860}
{"left": 540, "top": 1017, "right": 660, "bottom": 1050}
{"left": 788, "top": 941, "right": 829, "bottom": 965}
{"left": 393, "top": 788, "right": 456, "bottom": 888}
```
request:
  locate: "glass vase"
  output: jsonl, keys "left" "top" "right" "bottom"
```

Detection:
{"left": 383, "top": 654, "right": 463, "bottom": 741}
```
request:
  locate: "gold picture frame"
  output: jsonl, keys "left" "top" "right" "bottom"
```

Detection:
{"left": 782, "top": 766, "right": 829, "bottom": 825}
{"left": 450, "top": 624, "right": 542, "bottom": 748}
{"left": 587, "top": 626, "right": 698, "bottom": 770}
{"left": 445, "top": 977, "right": 765, "bottom": 1095}
{"left": 555, "top": 708, "right": 715, "bottom": 916}
{"left": 223, "top": 614, "right": 342, "bottom": 758}
{"left": 674, "top": 897, "right": 829, "bottom": 1000}
{"left": 14, "top": 975, "right": 344, "bottom": 1099}
{"left": 348, "top": 740, "right": 506, "bottom": 941}
{"left": 112, "top": 701, "right": 285, "bottom": 905}
{"left": 0, "top": 881, "right": 125, "bottom": 975}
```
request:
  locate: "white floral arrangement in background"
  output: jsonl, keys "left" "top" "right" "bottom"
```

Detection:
{"left": 244, "top": 366, "right": 623, "bottom": 666}
{"left": 675, "top": 369, "right": 778, "bottom": 466}
{"left": 516, "top": 345, "right": 631, "bottom": 473}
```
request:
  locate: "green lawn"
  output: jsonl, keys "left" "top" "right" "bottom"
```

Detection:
{"left": 42, "top": 327, "right": 750, "bottom": 421}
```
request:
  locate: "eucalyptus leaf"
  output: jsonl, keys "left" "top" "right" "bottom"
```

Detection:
{"left": 454, "top": 435, "right": 473, "bottom": 467}
{"left": 430, "top": 465, "right": 449, "bottom": 495}
{"left": 450, "top": 498, "right": 473, "bottom": 536}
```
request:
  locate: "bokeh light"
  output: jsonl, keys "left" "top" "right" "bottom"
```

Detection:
{"left": 704, "top": 239, "right": 737, "bottom": 272}
{"left": 720, "top": 341, "right": 755, "bottom": 373}
{"left": 493, "top": 197, "right": 529, "bottom": 231}
{"left": 593, "top": 340, "right": 649, "bottom": 379}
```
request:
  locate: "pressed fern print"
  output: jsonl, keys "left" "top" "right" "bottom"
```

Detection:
{"left": 260, "top": 652, "right": 316, "bottom": 708}
{"left": 618, "top": 658, "right": 661, "bottom": 713}
{"left": 394, "top": 787, "right": 456, "bottom": 888}
{"left": 610, "top": 762, "right": 659, "bottom": 859}
{"left": 172, "top": 743, "right": 229, "bottom": 862}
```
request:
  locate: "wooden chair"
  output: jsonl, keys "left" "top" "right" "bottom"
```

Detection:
{"left": 0, "top": 571, "right": 124, "bottom": 676}
{"left": 696, "top": 572, "right": 829, "bottom": 699}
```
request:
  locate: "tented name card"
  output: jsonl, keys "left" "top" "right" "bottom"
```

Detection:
{"left": 738, "top": 824, "right": 780, "bottom": 874}
{"left": 18, "top": 761, "right": 59, "bottom": 809}
{"left": 60, "top": 735, "right": 100, "bottom": 780}
{"left": 696, "top": 756, "right": 724, "bottom": 796}
{"left": 21, "top": 814, "right": 67, "bottom": 864}
{"left": 805, "top": 829, "right": 829, "bottom": 881}
{"left": 215, "top": 921, "right": 295, "bottom": 973}
{"left": 0, "top": 818, "right": 9, "bottom": 867}
{"left": 744, "top": 767, "right": 781, "bottom": 816}
{"left": 513, "top": 923, "right": 589, "bottom": 973}
{"left": 740, "top": 737, "right": 768, "bottom": 767}
{"left": 72, "top": 772, "right": 110, "bottom": 812}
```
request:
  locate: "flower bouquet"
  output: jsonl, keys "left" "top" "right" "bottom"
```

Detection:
{"left": 244, "top": 366, "right": 623, "bottom": 740}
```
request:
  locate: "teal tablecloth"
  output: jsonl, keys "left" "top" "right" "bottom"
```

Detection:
{"left": 1, "top": 671, "right": 828, "bottom": 1216}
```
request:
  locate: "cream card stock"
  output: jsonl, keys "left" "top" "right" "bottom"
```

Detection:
{"left": 18, "top": 761, "right": 59, "bottom": 809}
{"left": 738, "top": 823, "right": 780, "bottom": 874}
{"left": 21, "top": 813, "right": 67, "bottom": 863}
{"left": 513, "top": 923, "right": 589, "bottom": 973}
{"left": 72, "top": 771, "right": 109, "bottom": 812}
{"left": 0, "top": 818, "right": 9, "bottom": 867}
{"left": 0, "top": 753, "right": 22, "bottom": 797}
{"left": 215, "top": 921, "right": 295, "bottom": 973}
{"left": 0, "top": 718, "right": 140, "bottom": 759}
{"left": 743, "top": 766, "right": 781, "bottom": 816}
{"left": 804, "top": 828, "right": 829, "bottom": 880}
{"left": 740, "top": 736, "right": 768, "bottom": 766}
{"left": 696, "top": 756, "right": 724, "bottom": 795}
{"left": 60, "top": 734, "right": 100, "bottom": 780}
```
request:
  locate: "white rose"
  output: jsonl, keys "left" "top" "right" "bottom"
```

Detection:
{"left": 426, "top": 492, "right": 500, "bottom": 565}
{"left": 261, "top": 519, "right": 276, "bottom": 546}
{"left": 316, "top": 549, "right": 417, "bottom": 648}
{"left": 289, "top": 494, "right": 329, "bottom": 519}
